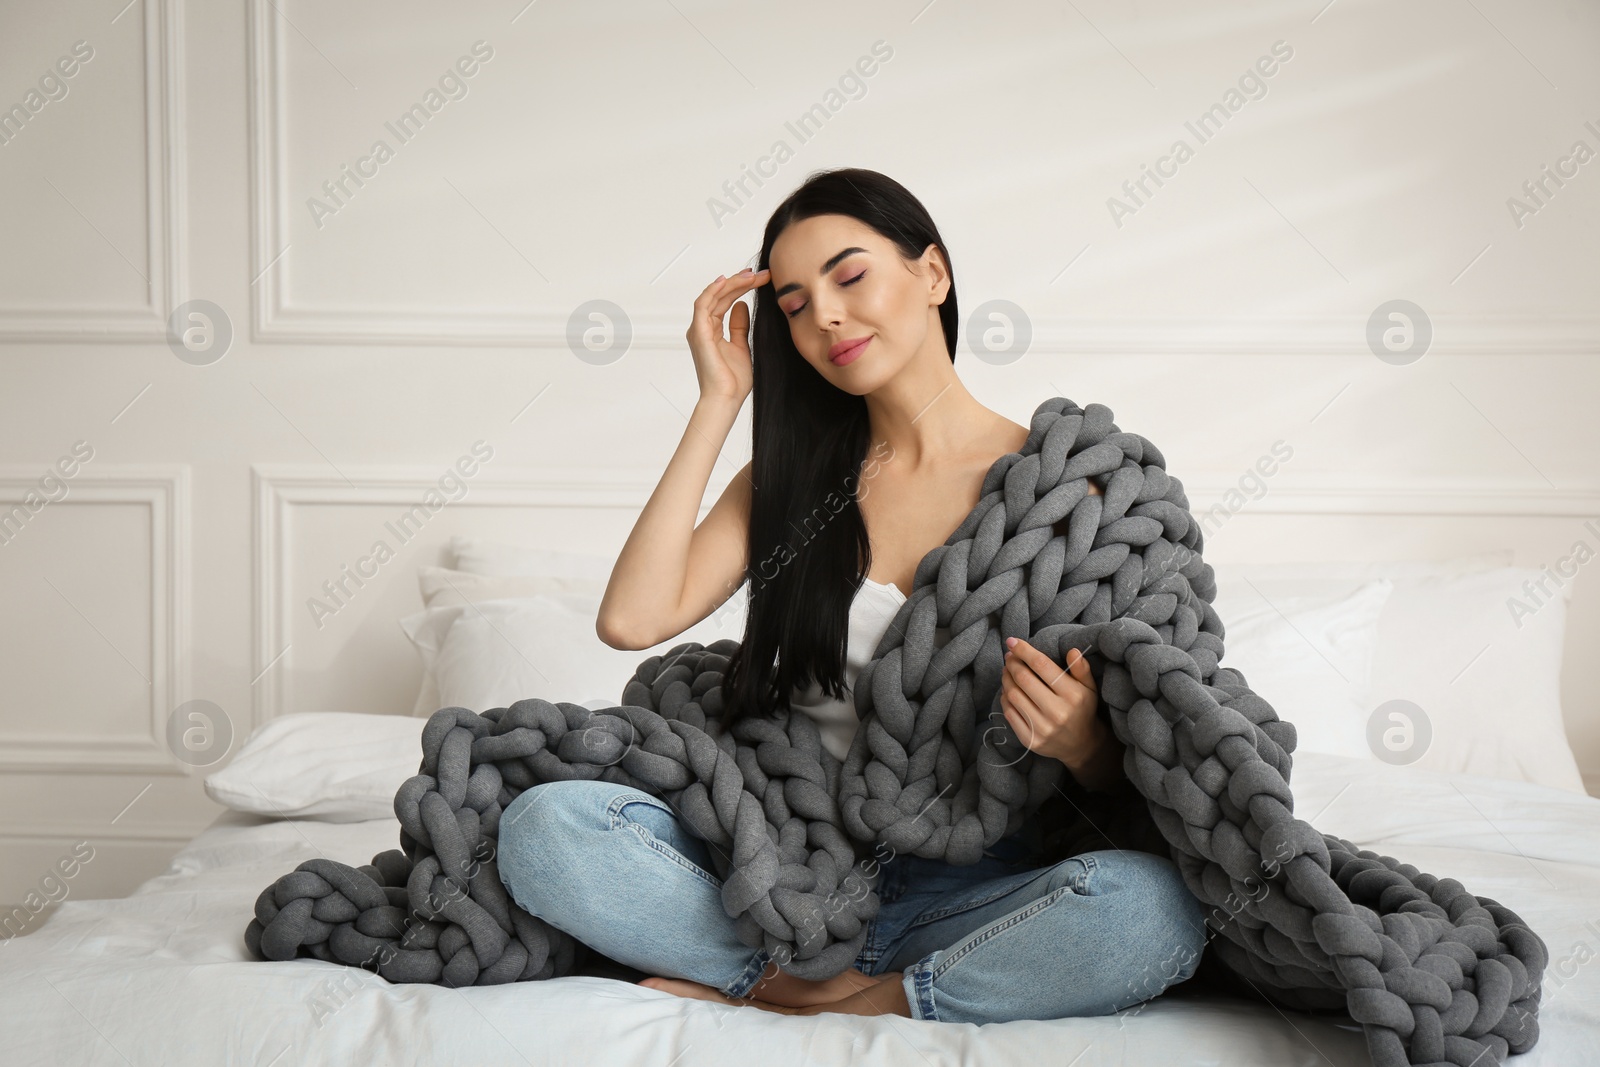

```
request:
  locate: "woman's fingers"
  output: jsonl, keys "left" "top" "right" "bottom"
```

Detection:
{"left": 1008, "top": 657, "right": 1061, "bottom": 711}
{"left": 1001, "top": 688, "right": 1043, "bottom": 746}
{"left": 1006, "top": 640, "right": 1093, "bottom": 698}
{"left": 691, "top": 272, "right": 768, "bottom": 358}
{"left": 727, "top": 297, "right": 750, "bottom": 347}
{"left": 1006, "top": 639, "right": 1067, "bottom": 690}
{"left": 702, "top": 268, "right": 769, "bottom": 325}
{"left": 691, "top": 268, "right": 765, "bottom": 320}
{"left": 1066, "top": 647, "right": 1097, "bottom": 691}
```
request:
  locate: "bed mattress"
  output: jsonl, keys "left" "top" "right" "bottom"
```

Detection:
{"left": 6, "top": 752, "right": 1599, "bottom": 1066}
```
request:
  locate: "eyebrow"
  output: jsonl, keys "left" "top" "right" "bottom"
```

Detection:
{"left": 772, "top": 247, "right": 869, "bottom": 299}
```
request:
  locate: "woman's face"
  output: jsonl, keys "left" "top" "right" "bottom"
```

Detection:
{"left": 767, "top": 214, "right": 949, "bottom": 394}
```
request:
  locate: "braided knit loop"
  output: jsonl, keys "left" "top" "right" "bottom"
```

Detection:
{"left": 243, "top": 398, "right": 1549, "bottom": 1065}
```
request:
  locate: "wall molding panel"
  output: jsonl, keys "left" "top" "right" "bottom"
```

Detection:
{"left": 243, "top": 7, "right": 1600, "bottom": 354}
{"left": 0, "top": 0, "right": 187, "bottom": 342}
{"left": 252, "top": 461, "right": 1600, "bottom": 723}
{"left": 251, "top": 463, "right": 659, "bottom": 724}
{"left": 1180, "top": 483, "right": 1600, "bottom": 519}
{"left": 0, "top": 466, "right": 191, "bottom": 773}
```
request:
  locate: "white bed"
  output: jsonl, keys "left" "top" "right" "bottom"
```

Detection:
{"left": 6, "top": 750, "right": 1599, "bottom": 1066}
{"left": 8, "top": 538, "right": 1598, "bottom": 1065}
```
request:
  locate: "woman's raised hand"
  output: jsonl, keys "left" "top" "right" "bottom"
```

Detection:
{"left": 686, "top": 267, "right": 769, "bottom": 405}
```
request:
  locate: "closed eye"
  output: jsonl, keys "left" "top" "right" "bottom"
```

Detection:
{"left": 784, "top": 270, "right": 866, "bottom": 319}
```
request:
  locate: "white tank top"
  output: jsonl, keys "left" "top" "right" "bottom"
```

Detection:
{"left": 788, "top": 576, "right": 940, "bottom": 762}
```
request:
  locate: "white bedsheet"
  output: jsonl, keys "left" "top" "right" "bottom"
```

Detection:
{"left": 6, "top": 752, "right": 1599, "bottom": 1066}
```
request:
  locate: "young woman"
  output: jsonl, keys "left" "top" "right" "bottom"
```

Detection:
{"left": 494, "top": 168, "right": 1209, "bottom": 1024}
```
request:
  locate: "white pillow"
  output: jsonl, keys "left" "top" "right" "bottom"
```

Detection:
{"left": 418, "top": 565, "right": 605, "bottom": 608}
{"left": 447, "top": 535, "right": 616, "bottom": 582}
{"left": 431, "top": 596, "right": 656, "bottom": 712}
{"left": 203, "top": 712, "right": 423, "bottom": 822}
{"left": 1368, "top": 566, "right": 1580, "bottom": 791}
{"left": 402, "top": 587, "right": 748, "bottom": 716}
{"left": 1211, "top": 554, "right": 1585, "bottom": 794}
{"left": 1213, "top": 579, "right": 1395, "bottom": 760}
{"left": 1214, "top": 552, "right": 1511, "bottom": 588}
{"left": 400, "top": 577, "right": 610, "bottom": 716}
{"left": 411, "top": 542, "right": 622, "bottom": 716}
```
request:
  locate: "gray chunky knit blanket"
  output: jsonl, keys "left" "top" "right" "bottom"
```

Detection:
{"left": 245, "top": 397, "right": 1548, "bottom": 1066}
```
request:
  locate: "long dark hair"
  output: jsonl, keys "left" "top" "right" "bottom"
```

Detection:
{"left": 719, "top": 167, "right": 960, "bottom": 735}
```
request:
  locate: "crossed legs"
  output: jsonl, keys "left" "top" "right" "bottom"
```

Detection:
{"left": 495, "top": 779, "right": 1205, "bottom": 1024}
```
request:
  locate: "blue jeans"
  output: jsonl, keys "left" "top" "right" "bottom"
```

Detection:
{"left": 495, "top": 779, "right": 1208, "bottom": 1025}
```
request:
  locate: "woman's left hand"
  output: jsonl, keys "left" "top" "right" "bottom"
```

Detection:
{"left": 999, "top": 637, "right": 1103, "bottom": 768}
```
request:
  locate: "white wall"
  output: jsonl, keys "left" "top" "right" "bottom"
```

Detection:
{"left": 1, "top": 0, "right": 1596, "bottom": 921}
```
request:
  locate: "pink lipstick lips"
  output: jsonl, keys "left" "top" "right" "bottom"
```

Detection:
{"left": 829, "top": 336, "right": 871, "bottom": 366}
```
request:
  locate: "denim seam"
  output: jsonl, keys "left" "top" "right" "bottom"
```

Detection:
{"left": 599, "top": 791, "right": 767, "bottom": 997}
{"left": 723, "top": 946, "right": 774, "bottom": 999}
{"left": 855, "top": 919, "right": 882, "bottom": 968}
{"left": 913, "top": 881, "right": 1027, "bottom": 926}
{"left": 929, "top": 887, "right": 1069, "bottom": 981}
{"left": 908, "top": 961, "right": 938, "bottom": 1021}
{"left": 632, "top": 828, "right": 724, "bottom": 889}
{"left": 606, "top": 793, "right": 723, "bottom": 891}
{"left": 913, "top": 853, "right": 1096, "bottom": 927}
{"left": 604, "top": 791, "right": 660, "bottom": 823}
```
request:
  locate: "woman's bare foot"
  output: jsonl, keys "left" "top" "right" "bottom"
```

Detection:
{"left": 638, "top": 971, "right": 912, "bottom": 1019}
{"left": 641, "top": 965, "right": 883, "bottom": 1008}
{"left": 637, "top": 976, "right": 805, "bottom": 1015}
{"left": 750, "top": 965, "right": 888, "bottom": 1007}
